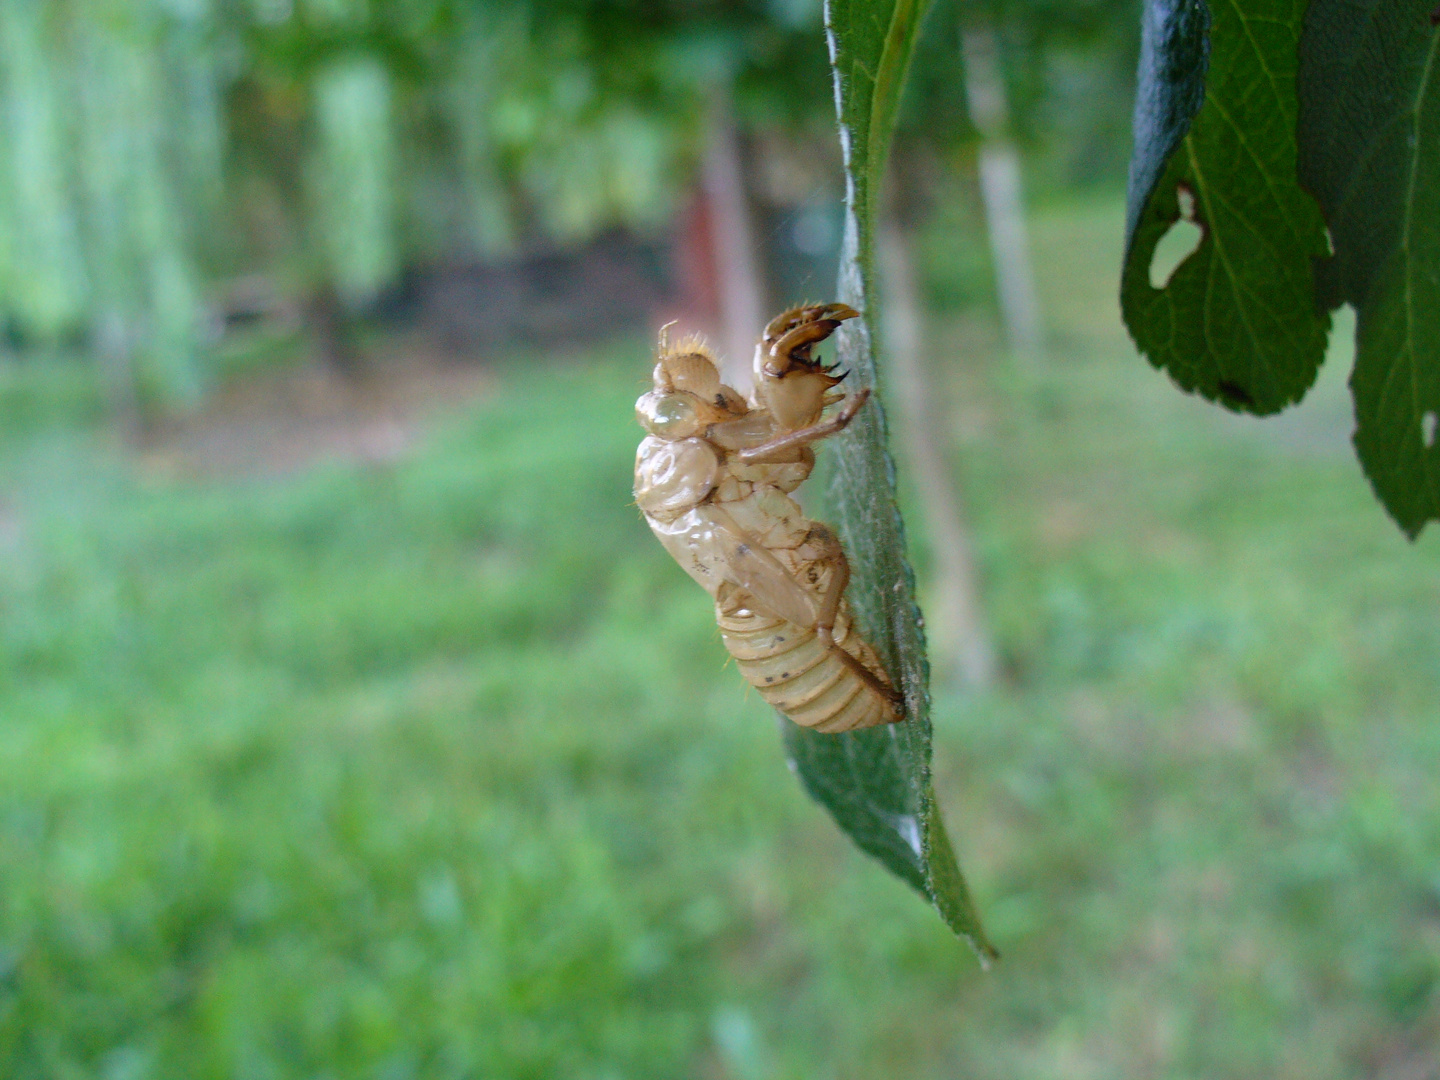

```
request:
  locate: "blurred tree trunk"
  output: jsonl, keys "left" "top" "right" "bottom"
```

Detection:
{"left": 879, "top": 214, "right": 997, "bottom": 689}
{"left": 74, "top": 8, "right": 206, "bottom": 414}
{"left": 0, "top": 0, "right": 89, "bottom": 341}
{"left": 961, "top": 24, "right": 1043, "bottom": 362}
{"left": 306, "top": 281, "right": 363, "bottom": 381}
{"left": 700, "top": 90, "right": 766, "bottom": 394}
{"left": 305, "top": 51, "right": 397, "bottom": 383}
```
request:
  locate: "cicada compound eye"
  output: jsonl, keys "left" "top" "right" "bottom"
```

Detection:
{"left": 659, "top": 348, "right": 721, "bottom": 397}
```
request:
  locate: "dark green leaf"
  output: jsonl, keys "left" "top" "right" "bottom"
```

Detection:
{"left": 1297, "top": 1, "right": 1440, "bottom": 537}
{"left": 1121, "top": 0, "right": 1331, "bottom": 414}
{"left": 1123, "top": 0, "right": 1210, "bottom": 246}
{"left": 784, "top": 0, "right": 994, "bottom": 961}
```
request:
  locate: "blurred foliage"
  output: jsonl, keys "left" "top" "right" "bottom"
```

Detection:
{"left": 0, "top": 0, "right": 833, "bottom": 409}
{"left": 0, "top": 0, "right": 1142, "bottom": 412}
{"left": 0, "top": 0, "right": 90, "bottom": 340}
{"left": 902, "top": 0, "right": 1140, "bottom": 185}
{"left": 0, "top": 0, "right": 225, "bottom": 407}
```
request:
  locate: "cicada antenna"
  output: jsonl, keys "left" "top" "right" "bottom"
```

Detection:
{"left": 657, "top": 319, "right": 679, "bottom": 356}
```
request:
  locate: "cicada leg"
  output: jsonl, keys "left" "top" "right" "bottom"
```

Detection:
{"left": 802, "top": 524, "right": 905, "bottom": 713}
{"left": 737, "top": 388, "right": 870, "bottom": 465}
{"left": 762, "top": 302, "right": 859, "bottom": 353}
{"left": 759, "top": 303, "right": 859, "bottom": 378}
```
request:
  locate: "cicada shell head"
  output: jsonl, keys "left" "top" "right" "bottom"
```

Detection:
{"left": 752, "top": 303, "right": 858, "bottom": 431}
{"left": 648, "top": 330, "right": 747, "bottom": 423}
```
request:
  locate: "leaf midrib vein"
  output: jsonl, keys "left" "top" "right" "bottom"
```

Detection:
{"left": 1402, "top": 26, "right": 1438, "bottom": 514}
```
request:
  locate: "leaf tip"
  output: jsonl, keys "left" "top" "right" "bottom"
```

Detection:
{"left": 974, "top": 939, "right": 1000, "bottom": 971}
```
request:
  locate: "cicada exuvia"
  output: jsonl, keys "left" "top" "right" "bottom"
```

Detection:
{"left": 634, "top": 303, "right": 902, "bottom": 732}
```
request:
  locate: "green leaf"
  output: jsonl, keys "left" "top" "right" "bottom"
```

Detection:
{"left": 1297, "top": 2, "right": 1440, "bottom": 537}
{"left": 1121, "top": 0, "right": 1331, "bottom": 414}
{"left": 786, "top": 0, "right": 995, "bottom": 962}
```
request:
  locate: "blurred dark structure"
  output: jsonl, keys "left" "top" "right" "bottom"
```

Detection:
{"left": 394, "top": 234, "right": 676, "bottom": 356}
{"left": 0, "top": 0, "right": 1139, "bottom": 415}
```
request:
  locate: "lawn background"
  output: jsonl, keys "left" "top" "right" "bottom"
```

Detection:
{"left": 3, "top": 194, "right": 1439, "bottom": 1079}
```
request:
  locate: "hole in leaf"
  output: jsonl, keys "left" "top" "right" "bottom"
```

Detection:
{"left": 1150, "top": 183, "right": 1205, "bottom": 288}
{"left": 1177, "top": 183, "right": 1197, "bottom": 220}
{"left": 1424, "top": 411, "right": 1437, "bottom": 448}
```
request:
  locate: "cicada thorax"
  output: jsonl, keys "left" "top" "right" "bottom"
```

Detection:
{"left": 716, "top": 589, "right": 897, "bottom": 733}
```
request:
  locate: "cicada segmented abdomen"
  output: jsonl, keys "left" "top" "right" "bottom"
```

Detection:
{"left": 716, "top": 598, "right": 897, "bottom": 733}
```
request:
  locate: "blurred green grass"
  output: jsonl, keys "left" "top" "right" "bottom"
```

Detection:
{"left": 3, "top": 193, "right": 1440, "bottom": 1079}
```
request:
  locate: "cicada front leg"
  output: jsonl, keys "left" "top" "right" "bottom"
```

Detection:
{"left": 761, "top": 302, "right": 860, "bottom": 370}
{"left": 751, "top": 304, "right": 860, "bottom": 433}
{"left": 736, "top": 388, "right": 870, "bottom": 464}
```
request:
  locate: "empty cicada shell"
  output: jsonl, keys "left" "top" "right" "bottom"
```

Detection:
{"left": 634, "top": 303, "right": 902, "bottom": 732}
